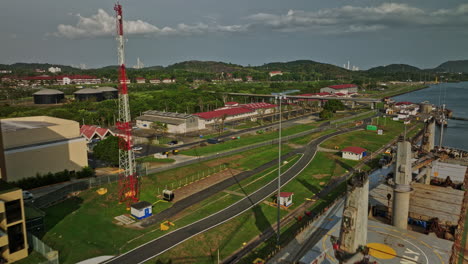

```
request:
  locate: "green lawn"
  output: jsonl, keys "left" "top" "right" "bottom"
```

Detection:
{"left": 321, "top": 117, "right": 405, "bottom": 152}
{"left": 181, "top": 123, "right": 319, "bottom": 156}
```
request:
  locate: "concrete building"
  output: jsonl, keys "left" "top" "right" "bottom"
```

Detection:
{"left": 33, "top": 89, "right": 64, "bottom": 104}
{"left": 48, "top": 67, "right": 61, "bottom": 73}
{"left": 0, "top": 182, "right": 29, "bottom": 263}
{"left": 136, "top": 111, "right": 205, "bottom": 134}
{"left": 0, "top": 121, "right": 29, "bottom": 263}
{"left": 74, "top": 88, "right": 104, "bottom": 102}
{"left": 341, "top": 146, "right": 367, "bottom": 161}
{"left": 96, "top": 87, "right": 118, "bottom": 100}
{"left": 320, "top": 84, "right": 358, "bottom": 95}
{"left": 194, "top": 107, "right": 256, "bottom": 125}
{"left": 0, "top": 116, "right": 88, "bottom": 182}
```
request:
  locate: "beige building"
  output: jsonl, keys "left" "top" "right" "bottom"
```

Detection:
{"left": 136, "top": 111, "right": 205, "bottom": 134}
{"left": 0, "top": 183, "right": 29, "bottom": 263}
{"left": 1, "top": 116, "right": 88, "bottom": 182}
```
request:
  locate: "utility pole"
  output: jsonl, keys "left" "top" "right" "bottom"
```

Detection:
{"left": 275, "top": 93, "right": 286, "bottom": 247}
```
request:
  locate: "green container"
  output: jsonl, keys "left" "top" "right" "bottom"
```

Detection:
{"left": 366, "top": 125, "right": 377, "bottom": 131}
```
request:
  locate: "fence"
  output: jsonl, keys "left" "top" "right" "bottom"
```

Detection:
{"left": 27, "top": 233, "right": 59, "bottom": 264}
{"left": 158, "top": 163, "right": 227, "bottom": 191}
{"left": 32, "top": 111, "right": 377, "bottom": 209}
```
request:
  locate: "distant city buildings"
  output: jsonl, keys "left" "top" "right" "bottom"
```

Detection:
{"left": 48, "top": 67, "right": 61, "bottom": 73}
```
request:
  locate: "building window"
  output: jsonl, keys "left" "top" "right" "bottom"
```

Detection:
{"left": 7, "top": 223, "right": 25, "bottom": 253}
{"left": 5, "top": 200, "right": 22, "bottom": 224}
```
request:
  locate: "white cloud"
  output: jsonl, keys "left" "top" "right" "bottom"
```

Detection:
{"left": 246, "top": 3, "right": 468, "bottom": 33}
{"left": 54, "top": 9, "right": 248, "bottom": 39}
{"left": 54, "top": 3, "right": 468, "bottom": 38}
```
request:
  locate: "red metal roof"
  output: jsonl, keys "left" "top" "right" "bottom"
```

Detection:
{"left": 335, "top": 92, "right": 346, "bottom": 96}
{"left": 395, "top": 101, "right": 414, "bottom": 106}
{"left": 276, "top": 192, "right": 294, "bottom": 197}
{"left": 242, "top": 102, "right": 277, "bottom": 109}
{"left": 270, "top": 71, "right": 282, "bottom": 74}
{"left": 136, "top": 77, "right": 145, "bottom": 80}
{"left": 80, "top": 125, "right": 113, "bottom": 140}
{"left": 225, "top": 101, "right": 238, "bottom": 105}
{"left": 194, "top": 107, "right": 253, "bottom": 120}
{"left": 328, "top": 84, "right": 357, "bottom": 89}
{"left": 341, "top": 146, "right": 366, "bottom": 154}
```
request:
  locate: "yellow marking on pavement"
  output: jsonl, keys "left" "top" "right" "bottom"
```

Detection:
{"left": 366, "top": 243, "right": 396, "bottom": 259}
{"left": 321, "top": 227, "right": 338, "bottom": 263}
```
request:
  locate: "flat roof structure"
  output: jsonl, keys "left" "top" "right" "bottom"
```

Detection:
{"left": 370, "top": 183, "right": 464, "bottom": 225}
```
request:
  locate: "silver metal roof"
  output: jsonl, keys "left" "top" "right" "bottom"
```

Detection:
{"left": 73, "top": 88, "right": 103, "bottom": 94}
{"left": 33, "top": 89, "right": 64, "bottom": 95}
{"left": 96, "top": 86, "right": 118, "bottom": 92}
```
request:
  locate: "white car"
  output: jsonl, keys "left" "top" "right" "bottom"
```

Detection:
{"left": 22, "top": 191, "right": 34, "bottom": 200}
{"left": 132, "top": 146, "right": 143, "bottom": 151}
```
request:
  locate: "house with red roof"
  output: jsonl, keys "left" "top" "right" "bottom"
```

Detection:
{"left": 80, "top": 125, "right": 115, "bottom": 148}
{"left": 320, "top": 84, "right": 358, "bottom": 95}
{"left": 269, "top": 71, "right": 283, "bottom": 77}
{"left": 194, "top": 107, "right": 256, "bottom": 124}
{"left": 149, "top": 79, "right": 161, "bottom": 84}
{"left": 246, "top": 76, "right": 253, "bottom": 82}
{"left": 276, "top": 192, "right": 294, "bottom": 207}
{"left": 341, "top": 146, "right": 367, "bottom": 161}
{"left": 136, "top": 77, "right": 146, "bottom": 84}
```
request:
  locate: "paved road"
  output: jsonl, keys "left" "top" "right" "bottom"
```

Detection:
{"left": 103, "top": 127, "right": 360, "bottom": 264}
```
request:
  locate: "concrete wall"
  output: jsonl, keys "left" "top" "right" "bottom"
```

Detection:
{"left": 5, "top": 138, "right": 88, "bottom": 182}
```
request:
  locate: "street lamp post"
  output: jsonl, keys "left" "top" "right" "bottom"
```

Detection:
{"left": 276, "top": 94, "right": 286, "bottom": 247}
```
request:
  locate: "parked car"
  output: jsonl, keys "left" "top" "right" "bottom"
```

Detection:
{"left": 207, "top": 138, "right": 223, "bottom": 144}
{"left": 132, "top": 146, "right": 143, "bottom": 151}
{"left": 22, "top": 191, "right": 34, "bottom": 200}
{"left": 168, "top": 140, "right": 178, "bottom": 146}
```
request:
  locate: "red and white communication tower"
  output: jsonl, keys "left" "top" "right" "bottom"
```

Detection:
{"left": 114, "top": 3, "right": 139, "bottom": 205}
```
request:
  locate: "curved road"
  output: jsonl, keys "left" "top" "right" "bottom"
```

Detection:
{"left": 103, "top": 127, "right": 360, "bottom": 264}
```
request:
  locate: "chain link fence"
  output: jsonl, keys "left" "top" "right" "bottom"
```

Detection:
{"left": 27, "top": 233, "right": 59, "bottom": 264}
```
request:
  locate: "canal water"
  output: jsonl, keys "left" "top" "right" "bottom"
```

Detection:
{"left": 392, "top": 82, "right": 468, "bottom": 151}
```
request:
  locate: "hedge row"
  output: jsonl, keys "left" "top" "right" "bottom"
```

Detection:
{"left": 12, "top": 167, "right": 95, "bottom": 190}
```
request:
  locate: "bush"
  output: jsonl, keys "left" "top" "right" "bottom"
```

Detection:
{"left": 11, "top": 167, "right": 95, "bottom": 189}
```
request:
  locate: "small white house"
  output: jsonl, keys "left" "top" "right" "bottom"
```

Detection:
{"left": 277, "top": 192, "right": 294, "bottom": 207}
{"left": 341, "top": 146, "right": 367, "bottom": 161}
{"left": 130, "top": 201, "right": 152, "bottom": 220}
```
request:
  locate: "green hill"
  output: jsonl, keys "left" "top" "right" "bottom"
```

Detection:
{"left": 367, "top": 64, "right": 422, "bottom": 73}
{"left": 166, "top": 60, "right": 244, "bottom": 73}
{"left": 434, "top": 60, "right": 468, "bottom": 73}
{"left": 255, "top": 60, "right": 350, "bottom": 75}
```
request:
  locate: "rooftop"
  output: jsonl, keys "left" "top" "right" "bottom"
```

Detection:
{"left": 328, "top": 84, "right": 358, "bottom": 89}
{"left": 74, "top": 88, "right": 103, "bottom": 94}
{"left": 142, "top": 110, "right": 193, "bottom": 119}
{"left": 341, "top": 146, "right": 366, "bottom": 154}
{"left": 33, "top": 89, "right": 64, "bottom": 95}
{"left": 194, "top": 107, "right": 253, "bottom": 120}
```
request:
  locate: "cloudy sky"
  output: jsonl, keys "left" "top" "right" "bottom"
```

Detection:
{"left": 1, "top": 0, "right": 468, "bottom": 69}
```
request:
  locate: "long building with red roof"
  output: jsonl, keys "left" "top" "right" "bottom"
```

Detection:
{"left": 320, "top": 84, "right": 358, "bottom": 95}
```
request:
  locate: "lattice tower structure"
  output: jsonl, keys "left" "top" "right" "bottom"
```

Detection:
{"left": 115, "top": 3, "right": 139, "bottom": 205}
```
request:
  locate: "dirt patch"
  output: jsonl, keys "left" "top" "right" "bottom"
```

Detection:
{"left": 171, "top": 168, "right": 244, "bottom": 203}
{"left": 313, "top": 174, "right": 330, "bottom": 179}
{"left": 204, "top": 154, "right": 244, "bottom": 167}
{"left": 287, "top": 143, "right": 304, "bottom": 149}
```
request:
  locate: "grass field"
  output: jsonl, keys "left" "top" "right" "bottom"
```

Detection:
{"left": 320, "top": 117, "right": 405, "bottom": 152}
{"left": 181, "top": 123, "right": 319, "bottom": 156}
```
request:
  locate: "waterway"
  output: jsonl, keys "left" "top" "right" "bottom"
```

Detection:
{"left": 393, "top": 81, "right": 468, "bottom": 151}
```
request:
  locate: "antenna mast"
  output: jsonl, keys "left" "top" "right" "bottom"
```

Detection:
{"left": 115, "top": 3, "right": 139, "bottom": 205}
